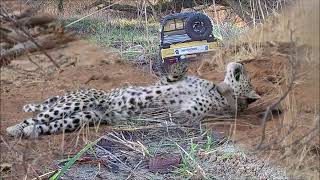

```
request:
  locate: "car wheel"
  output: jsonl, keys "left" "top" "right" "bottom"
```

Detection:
{"left": 185, "top": 13, "right": 213, "bottom": 41}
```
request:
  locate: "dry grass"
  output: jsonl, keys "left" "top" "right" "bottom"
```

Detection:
{"left": 215, "top": 0, "right": 320, "bottom": 178}
{"left": 195, "top": 0, "right": 319, "bottom": 178}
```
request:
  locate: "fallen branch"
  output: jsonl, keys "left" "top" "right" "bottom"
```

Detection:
{"left": 17, "top": 26, "right": 61, "bottom": 69}
{"left": 14, "top": 15, "right": 55, "bottom": 27}
{"left": 2, "top": 7, "right": 38, "bottom": 20}
{"left": 0, "top": 26, "right": 30, "bottom": 44}
{"left": 0, "top": 33, "right": 74, "bottom": 62}
{"left": 0, "top": 4, "right": 71, "bottom": 69}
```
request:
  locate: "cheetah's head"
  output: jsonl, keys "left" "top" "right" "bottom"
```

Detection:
{"left": 223, "top": 62, "right": 261, "bottom": 100}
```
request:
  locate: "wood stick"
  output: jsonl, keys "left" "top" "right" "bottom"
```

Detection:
{"left": 0, "top": 33, "right": 74, "bottom": 62}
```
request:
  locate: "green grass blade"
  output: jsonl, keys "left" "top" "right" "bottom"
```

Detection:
{"left": 49, "top": 138, "right": 101, "bottom": 180}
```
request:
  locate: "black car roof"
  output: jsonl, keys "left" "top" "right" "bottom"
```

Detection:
{"left": 160, "top": 12, "right": 199, "bottom": 25}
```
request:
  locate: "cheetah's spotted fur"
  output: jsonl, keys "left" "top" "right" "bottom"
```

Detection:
{"left": 6, "top": 62, "right": 260, "bottom": 138}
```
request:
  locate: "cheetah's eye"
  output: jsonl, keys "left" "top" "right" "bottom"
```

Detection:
{"left": 233, "top": 67, "right": 241, "bottom": 81}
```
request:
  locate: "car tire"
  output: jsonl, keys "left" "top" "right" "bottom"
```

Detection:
{"left": 185, "top": 13, "right": 213, "bottom": 41}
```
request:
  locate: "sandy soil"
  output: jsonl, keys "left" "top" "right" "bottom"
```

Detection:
{"left": 1, "top": 37, "right": 318, "bottom": 179}
{"left": 1, "top": 0, "right": 319, "bottom": 179}
{"left": 0, "top": 40, "right": 155, "bottom": 179}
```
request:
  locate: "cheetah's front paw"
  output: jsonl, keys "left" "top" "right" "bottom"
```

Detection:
{"left": 7, "top": 124, "right": 39, "bottom": 138}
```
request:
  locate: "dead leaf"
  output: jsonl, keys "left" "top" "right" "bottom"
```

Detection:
{"left": 148, "top": 155, "right": 181, "bottom": 173}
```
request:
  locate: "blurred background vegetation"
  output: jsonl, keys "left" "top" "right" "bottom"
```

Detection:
{"left": 25, "top": 0, "right": 288, "bottom": 63}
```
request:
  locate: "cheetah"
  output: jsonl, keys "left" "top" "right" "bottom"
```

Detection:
{"left": 152, "top": 58, "right": 189, "bottom": 82}
{"left": 6, "top": 62, "right": 260, "bottom": 138}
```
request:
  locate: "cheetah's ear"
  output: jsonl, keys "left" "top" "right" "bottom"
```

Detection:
{"left": 233, "top": 67, "right": 241, "bottom": 81}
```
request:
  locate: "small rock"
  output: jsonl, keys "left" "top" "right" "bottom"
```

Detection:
{"left": 102, "top": 75, "right": 110, "bottom": 81}
{"left": 100, "top": 59, "right": 111, "bottom": 65}
{"left": 148, "top": 155, "right": 181, "bottom": 173}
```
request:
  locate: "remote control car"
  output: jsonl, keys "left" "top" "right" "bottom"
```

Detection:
{"left": 160, "top": 12, "right": 218, "bottom": 65}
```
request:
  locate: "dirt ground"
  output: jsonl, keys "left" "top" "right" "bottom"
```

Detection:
{"left": 0, "top": 40, "right": 154, "bottom": 179}
{"left": 1, "top": 0, "right": 319, "bottom": 178}
{"left": 1, "top": 37, "right": 318, "bottom": 179}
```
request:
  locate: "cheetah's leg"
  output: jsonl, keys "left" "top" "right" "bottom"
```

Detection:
{"left": 43, "top": 111, "right": 103, "bottom": 135}
{"left": 29, "top": 101, "right": 92, "bottom": 124}
{"left": 23, "top": 96, "right": 60, "bottom": 112}
{"left": 8, "top": 101, "right": 93, "bottom": 137}
{"left": 6, "top": 118, "right": 40, "bottom": 137}
{"left": 9, "top": 111, "right": 103, "bottom": 138}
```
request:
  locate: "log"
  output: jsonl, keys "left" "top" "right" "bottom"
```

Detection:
{"left": 14, "top": 15, "right": 55, "bottom": 27}
{"left": 0, "top": 33, "right": 75, "bottom": 64}
{"left": 5, "top": 7, "right": 38, "bottom": 20}
{"left": 1, "top": 18, "right": 64, "bottom": 44}
{"left": 16, "top": 7, "right": 38, "bottom": 19}
{"left": 0, "top": 27, "right": 29, "bottom": 44}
